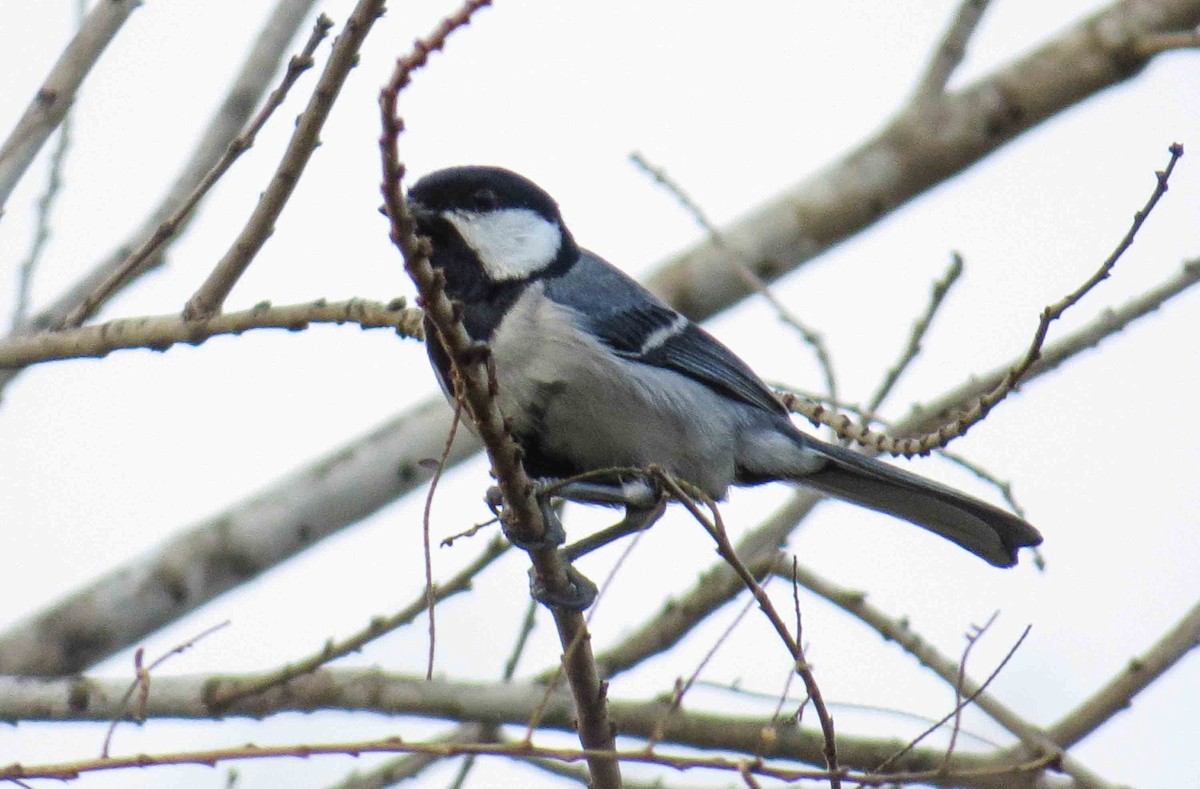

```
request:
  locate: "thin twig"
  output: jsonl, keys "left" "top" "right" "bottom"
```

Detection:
{"left": 505, "top": 600, "right": 540, "bottom": 680}
{"left": 100, "top": 620, "right": 229, "bottom": 757}
{"left": 422, "top": 384, "right": 465, "bottom": 680}
{"left": 868, "top": 622, "right": 1030, "bottom": 776}
{"left": 784, "top": 143, "right": 1185, "bottom": 458}
{"left": 525, "top": 513, "right": 653, "bottom": 740}
{"left": 655, "top": 472, "right": 840, "bottom": 789}
{"left": 448, "top": 595, "right": 541, "bottom": 788}
{"left": 693, "top": 680, "right": 1002, "bottom": 748}
{"left": 0, "top": 0, "right": 139, "bottom": 213}
{"left": 648, "top": 593, "right": 759, "bottom": 748}
{"left": 912, "top": 0, "right": 992, "bottom": 100}
{"left": 778, "top": 558, "right": 806, "bottom": 725}
{"left": 948, "top": 614, "right": 999, "bottom": 762}
{"left": 629, "top": 151, "right": 838, "bottom": 402}
{"left": 1132, "top": 28, "right": 1200, "bottom": 56}
{"left": 321, "top": 725, "right": 488, "bottom": 789}
{"left": 206, "top": 537, "right": 508, "bottom": 710}
{"left": 780, "top": 560, "right": 1116, "bottom": 789}
{"left": 61, "top": 13, "right": 334, "bottom": 328}
{"left": 10, "top": 0, "right": 83, "bottom": 329}
{"left": 11, "top": 114, "right": 71, "bottom": 329}
{"left": 378, "top": 5, "right": 621, "bottom": 787}
{"left": 862, "top": 253, "right": 963, "bottom": 419}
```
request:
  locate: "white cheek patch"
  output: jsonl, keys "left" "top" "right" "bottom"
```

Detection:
{"left": 444, "top": 207, "right": 563, "bottom": 281}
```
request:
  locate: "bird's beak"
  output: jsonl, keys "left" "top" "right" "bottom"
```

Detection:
{"left": 405, "top": 197, "right": 437, "bottom": 225}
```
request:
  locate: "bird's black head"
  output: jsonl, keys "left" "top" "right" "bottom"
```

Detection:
{"left": 407, "top": 166, "right": 577, "bottom": 286}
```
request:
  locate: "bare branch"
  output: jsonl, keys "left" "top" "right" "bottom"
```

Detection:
{"left": 183, "top": 0, "right": 388, "bottom": 320}
{"left": 865, "top": 621, "right": 1029, "bottom": 779}
{"left": 0, "top": 729, "right": 1060, "bottom": 788}
{"left": 791, "top": 144, "right": 1183, "bottom": 457}
{"left": 630, "top": 150, "right": 839, "bottom": 402}
{"left": 422, "top": 391, "right": 466, "bottom": 680}
{"left": 379, "top": 4, "right": 622, "bottom": 787}
{"left": 61, "top": 12, "right": 335, "bottom": 329}
{"left": 645, "top": 0, "right": 1200, "bottom": 321}
{"left": 913, "top": 0, "right": 992, "bottom": 101}
{"left": 1132, "top": 26, "right": 1200, "bottom": 54}
{"left": 0, "top": 669, "right": 1056, "bottom": 783}
{"left": 0, "top": 0, "right": 139, "bottom": 214}
{"left": 0, "top": 396, "right": 477, "bottom": 676}
{"left": 10, "top": 0, "right": 83, "bottom": 329}
{"left": 0, "top": 297, "right": 422, "bottom": 368}
{"left": 1045, "top": 599, "right": 1200, "bottom": 749}
{"left": 585, "top": 494, "right": 817, "bottom": 681}
{"left": 207, "top": 537, "right": 509, "bottom": 711}
{"left": 2, "top": 0, "right": 322, "bottom": 393}
{"left": 658, "top": 477, "right": 839, "bottom": 788}
{"left": 781, "top": 562, "right": 1116, "bottom": 789}
{"left": 322, "top": 725, "right": 488, "bottom": 789}
{"left": 101, "top": 621, "right": 230, "bottom": 757}
{"left": 863, "top": 254, "right": 963, "bottom": 420}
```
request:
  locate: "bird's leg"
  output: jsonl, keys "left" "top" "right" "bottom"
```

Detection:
{"left": 485, "top": 477, "right": 665, "bottom": 610}
{"left": 546, "top": 477, "right": 660, "bottom": 509}
{"left": 562, "top": 497, "right": 667, "bottom": 561}
{"left": 545, "top": 477, "right": 668, "bottom": 561}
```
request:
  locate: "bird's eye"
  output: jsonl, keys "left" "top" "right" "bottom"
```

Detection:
{"left": 472, "top": 188, "right": 499, "bottom": 211}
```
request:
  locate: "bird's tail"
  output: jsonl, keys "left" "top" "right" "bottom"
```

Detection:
{"left": 792, "top": 439, "right": 1042, "bottom": 567}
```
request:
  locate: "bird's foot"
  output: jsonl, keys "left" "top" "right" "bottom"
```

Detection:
{"left": 528, "top": 564, "right": 599, "bottom": 611}
{"left": 485, "top": 486, "right": 567, "bottom": 551}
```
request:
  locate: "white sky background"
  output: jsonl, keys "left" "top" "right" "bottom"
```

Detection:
{"left": 0, "top": 1, "right": 1198, "bottom": 787}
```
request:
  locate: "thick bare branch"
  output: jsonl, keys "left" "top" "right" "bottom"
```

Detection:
{"left": 1044, "top": 599, "right": 1200, "bottom": 749}
{"left": 0, "top": 397, "right": 476, "bottom": 676}
{"left": 0, "top": 669, "right": 1037, "bottom": 786}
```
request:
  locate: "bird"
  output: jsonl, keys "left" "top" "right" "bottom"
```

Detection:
{"left": 406, "top": 165, "right": 1042, "bottom": 606}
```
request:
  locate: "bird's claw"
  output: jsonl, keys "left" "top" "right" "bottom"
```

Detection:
{"left": 528, "top": 564, "right": 599, "bottom": 611}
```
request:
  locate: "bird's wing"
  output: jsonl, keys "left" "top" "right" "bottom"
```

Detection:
{"left": 594, "top": 302, "right": 787, "bottom": 415}
{"left": 544, "top": 251, "right": 786, "bottom": 416}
